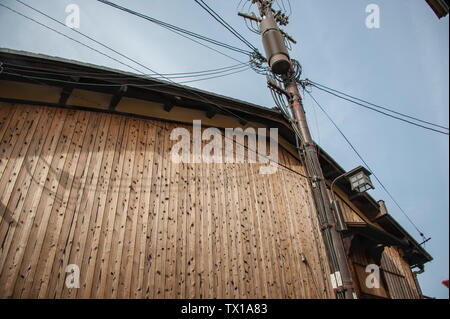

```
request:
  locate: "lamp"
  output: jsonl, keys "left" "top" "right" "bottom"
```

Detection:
{"left": 330, "top": 166, "right": 374, "bottom": 232}
{"left": 347, "top": 166, "right": 374, "bottom": 193}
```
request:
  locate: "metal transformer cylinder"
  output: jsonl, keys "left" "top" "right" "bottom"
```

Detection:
{"left": 260, "top": 13, "right": 290, "bottom": 75}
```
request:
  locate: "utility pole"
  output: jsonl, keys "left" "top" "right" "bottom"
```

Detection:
{"left": 242, "top": 0, "right": 355, "bottom": 299}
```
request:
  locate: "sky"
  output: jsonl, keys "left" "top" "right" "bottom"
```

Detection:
{"left": 0, "top": 0, "right": 448, "bottom": 298}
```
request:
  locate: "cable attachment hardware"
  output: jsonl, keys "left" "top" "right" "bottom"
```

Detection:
{"left": 273, "top": 9, "right": 289, "bottom": 26}
{"left": 291, "top": 59, "right": 302, "bottom": 81}
{"left": 249, "top": 50, "right": 269, "bottom": 75}
{"left": 297, "top": 79, "right": 312, "bottom": 94}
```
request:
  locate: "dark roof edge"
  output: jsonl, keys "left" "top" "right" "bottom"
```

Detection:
{"left": 0, "top": 48, "right": 277, "bottom": 116}
{"left": 426, "top": 0, "right": 449, "bottom": 18}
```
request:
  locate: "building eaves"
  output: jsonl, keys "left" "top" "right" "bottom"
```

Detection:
{"left": 426, "top": 0, "right": 449, "bottom": 18}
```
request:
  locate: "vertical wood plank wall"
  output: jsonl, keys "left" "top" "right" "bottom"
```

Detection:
{"left": 380, "top": 246, "right": 420, "bottom": 299}
{"left": 333, "top": 191, "right": 421, "bottom": 299}
{"left": 0, "top": 103, "right": 335, "bottom": 299}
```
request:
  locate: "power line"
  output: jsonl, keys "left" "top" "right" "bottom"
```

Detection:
{"left": 4, "top": 60, "right": 246, "bottom": 76}
{"left": 13, "top": 0, "right": 250, "bottom": 69}
{"left": 136, "top": 19, "right": 248, "bottom": 65}
{"left": 194, "top": 0, "right": 259, "bottom": 52}
{"left": 2, "top": 2, "right": 252, "bottom": 125}
{"left": 306, "top": 90, "right": 428, "bottom": 241}
{"left": 11, "top": 0, "right": 243, "bottom": 81}
{"left": 3, "top": 1, "right": 250, "bottom": 88}
{"left": 14, "top": 0, "right": 248, "bottom": 73}
{"left": 3, "top": 62, "right": 249, "bottom": 81}
{"left": 86, "top": 1, "right": 255, "bottom": 124}
{"left": 2, "top": 67, "right": 250, "bottom": 87}
{"left": 1, "top": 2, "right": 149, "bottom": 75}
{"left": 16, "top": 74, "right": 308, "bottom": 186}
{"left": 95, "top": 0, "right": 253, "bottom": 56}
{"left": 92, "top": 0, "right": 252, "bottom": 64}
{"left": 4, "top": 3, "right": 304, "bottom": 178}
{"left": 309, "top": 79, "right": 449, "bottom": 131}
{"left": 307, "top": 81, "right": 449, "bottom": 136}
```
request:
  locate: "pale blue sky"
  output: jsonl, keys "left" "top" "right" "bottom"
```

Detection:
{"left": 0, "top": 0, "right": 448, "bottom": 298}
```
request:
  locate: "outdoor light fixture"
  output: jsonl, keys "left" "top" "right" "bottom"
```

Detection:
{"left": 346, "top": 166, "right": 374, "bottom": 193}
{"left": 330, "top": 166, "right": 374, "bottom": 232}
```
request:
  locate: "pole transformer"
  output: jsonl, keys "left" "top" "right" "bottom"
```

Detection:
{"left": 250, "top": 0, "right": 355, "bottom": 299}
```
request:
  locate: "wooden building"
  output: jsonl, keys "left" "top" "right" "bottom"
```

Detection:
{"left": 0, "top": 49, "right": 432, "bottom": 299}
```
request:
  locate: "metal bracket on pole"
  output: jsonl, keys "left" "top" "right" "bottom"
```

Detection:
{"left": 238, "top": 12, "right": 297, "bottom": 44}
{"left": 267, "top": 79, "right": 290, "bottom": 97}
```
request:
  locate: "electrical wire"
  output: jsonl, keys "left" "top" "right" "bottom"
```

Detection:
{"left": 194, "top": 0, "right": 259, "bottom": 52}
{"left": 308, "top": 81, "right": 449, "bottom": 136}
{"left": 244, "top": 16, "right": 260, "bottom": 35}
{"left": 2, "top": 1, "right": 253, "bottom": 126}
{"left": 8, "top": 0, "right": 249, "bottom": 83}
{"left": 4, "top": 1, "right": 251, "bottom": 90}
{"left": 4, "top": 60, "right": 246, "bottom": 77}
{"left": 3, "top": 62, "right": 249, "bottom": 81}
{"left": 150, "top": 20, "right": 249, "bottom": 65}
{"left": 236, "top": 0, "right": 245, "bottom": 12}
{"left": 303, "top": 88, "right": 321, "bottom": 146}
{"left": 95, "top": 0, "right": 253, "bottom": 56}
{"left": 285, "top": 0, "right": 292, "bottom": 17}
{"left": 1, "top": 2, "right": 148, "bottom": 76}
{"left": 2, "top": 67, "right": 250, "bottom": 87}
{"left": 309, "top": 79, "right": 449, "bottom": 131}
{"left": 276, "top": 0, "right": 286, "bottom": 13}
{"left": 4, "top": 0, "right": 321, "bottom": 188}
{"left": 306, "top": 90, "right": 428, "bottom": 242}
{"left": 15, "top": 0, "right": 250, "bottom": 68}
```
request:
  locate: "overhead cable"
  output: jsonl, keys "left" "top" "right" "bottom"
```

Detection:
{"left": 3, "top": 62, "right": 249, "bottom": 81}
{"left": 306, "top": 91, "right": 429, "bottom": 242}
{"left": 14, "top": 0, "right": 249, "bottom": 70}
{"left": 1, "top": 2, "right": 149, "bottom": 75}
{"left": 309, "top": 80, "right": 449, "bottom": 131}
{"left": 307, "top": 80, "right": 448, "bottom": 136}
{"left": 194, "top": 0, "right": 259, "bottom": 52}
{"left": 2, "top": 67, "right": 250, "bottom": 87}
{"left": 11, "top": 1, "right": 252, "bottom": 124}
{"left": 95, "top": 0, "right": 252, "bottom": 56}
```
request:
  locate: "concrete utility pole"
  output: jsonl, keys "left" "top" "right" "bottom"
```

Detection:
{"left": 246, "top": 0, "right": 355, "bottom": 299}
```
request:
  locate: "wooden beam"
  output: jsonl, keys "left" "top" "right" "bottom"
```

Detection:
{"left": 109, "top": 85, "right": 127, "bottom": 111}
{"left": 58, "top": 76, "right": 79, "bottom": 106}
{"left": 58, "top": 87, "right": 74, "bottom": 106}
{"left": 163, "top": 100, "right": 174, "bottom": 112}
{"left": 239, "top": 118, "right": 248, "bottom": 126}
{"left": 205, "top": 107, "right": 217, "bottom": 119}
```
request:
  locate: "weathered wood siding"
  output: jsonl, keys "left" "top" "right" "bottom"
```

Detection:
{"left": 0, "top": 103, "right": 334, "bottom": 299}
{"left": 380, "top": 246, "right": 420, "bottom": 299}
{"left": 348, "top": 244, "right": 421, "bottom": 299}
{"left": 331, "top": 187, "right": 421, "bottom": 299}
